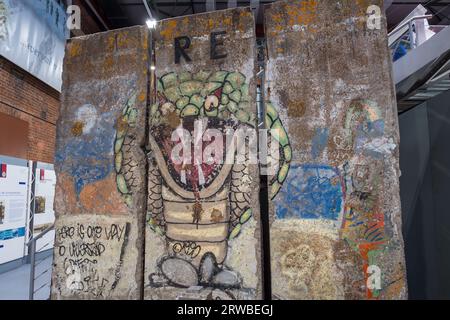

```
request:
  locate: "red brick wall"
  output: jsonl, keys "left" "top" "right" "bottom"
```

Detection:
{"left": 0, "top": 56, "right": 60, "bottom": 164}
{"left": 0, "top": 2, "right": 108, "bottom": 164}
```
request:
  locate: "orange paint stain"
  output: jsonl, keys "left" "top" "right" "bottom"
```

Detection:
{"left": 223, "top": 17, "right": 232, "bottom": 26}
{"left": 68, "top": 42, "right": 82, "bottom": 58}
{"left": 286, "top": 0, "right": 318, "bottom": 27}
{"left": 54, "top": 173, "right": 78, "bottom": 213}
{"left": 160, "top": 20, "right": 178, "bottom": 41}
{"left": 208, "top": 18, "right": 215, "bottom": 30}
{"left": 104, "top": 56, "right": 114, "bottom": 69}
{"left": 79, "top": 174, "right": 129, "bottom": 214}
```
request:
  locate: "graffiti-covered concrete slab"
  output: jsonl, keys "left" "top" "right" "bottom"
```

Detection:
{"left": 145, "top": 8, "right": 263, "bottom": 300}
{"left": 51, "top": 26, "right": 149, "bottom": 299}
{"left": 265, "top": 0, "right": 407, "bottom": 299}
{"left": 52, "top": 215, "right": 138, "bottom": 298}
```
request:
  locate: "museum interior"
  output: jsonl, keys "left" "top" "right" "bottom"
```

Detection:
{"left": 0, "top": 0, "right": 450, "bottom": 301}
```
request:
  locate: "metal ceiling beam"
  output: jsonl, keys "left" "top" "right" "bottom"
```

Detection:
{"left": 85, "top": 0, "right": 110, "bottom": 30}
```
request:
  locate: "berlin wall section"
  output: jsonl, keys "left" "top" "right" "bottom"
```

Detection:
{"left": 144, "top": 7, "right": 264, "bottom": 300}
{"left": 50, "top": 2, "right": 409, "bottom": 301}
{"left": 51, "top": 26, "right": 149, "bottom": 299}
{"left": 264, "top": 0, "right": 408, "bottom": 300}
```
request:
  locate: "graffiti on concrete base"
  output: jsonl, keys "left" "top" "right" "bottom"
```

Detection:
{"left": 272, "top": 98, "right": 404, "bottom": 299}
{"left": 52, "top": 220, "right": 130, "bottom": 298}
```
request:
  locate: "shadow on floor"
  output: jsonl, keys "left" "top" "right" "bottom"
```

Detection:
{"left": 0, "top": 255, "right": 52, "bottom": 300}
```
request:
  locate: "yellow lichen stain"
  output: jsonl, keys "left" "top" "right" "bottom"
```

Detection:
{"left": 267, "top": 0, "right": 319, "bottom": 36}
{"left": 236, "top": 10, "right": 251, "bottom": 33}
{"left": 223, "top": 17, "right": 232, "bottom": 26}
{"left": 142, "top": 36, "right": 149, "bottom": 50}
{"left": 116, "top": 32, "right": 130, "bottom": 48}
{"left": 104, "top": 56, "right": 114, "bottom": 70}
{"left": 69, "top": 42, "right": 82, "bottom": 58}
{"left": 272, "top": 12, "right": 283, "bottom": 24}
{"left": 71, "top": 121, "right": 84, "bottom": 137}
{"left": 208, "top": 18, "right": 215, "bottom": 30}
{"left": 286, "top": 0, "right": 318, "bottom": 27}
{"left": 107, "top": 36, "right": 115, "bottom": 51}
{"left": 160, "top": 20, "right": 178, "bottom": 41}
{"left": 271, "top": 12, "right": 284, "bottom": 33}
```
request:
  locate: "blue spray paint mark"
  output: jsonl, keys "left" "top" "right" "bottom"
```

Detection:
{"left": 55, "top": 112, "right": 116, "bottom": 196}
{"left": 275, "top": 164, "right": 344, "bottom": 220}
{"left": 311, "top": 128, "right": 329, "bottom": 159}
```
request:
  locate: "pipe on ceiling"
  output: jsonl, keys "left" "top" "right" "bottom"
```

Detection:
{"left": 85, "top": 0, "right": 109, "bottom": 30}
{"left": 143, "top": 0, "right": 155, "bottom": 20}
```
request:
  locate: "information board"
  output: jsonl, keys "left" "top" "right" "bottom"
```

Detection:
{"left": 33, "top": 163, "right": 56, "bottom": 252}
{"left": 0, "top": 156, "right": 29, "bottom": 264}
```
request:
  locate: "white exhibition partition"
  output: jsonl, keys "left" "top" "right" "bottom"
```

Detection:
{"left": 0, "top": 156, "right": 29, "bottom": 264}
{"left": 33, "top": 163, "right": 56, "bottom": 253}
{"left": 0, "top": 156, "right": 56, "bottom": 266}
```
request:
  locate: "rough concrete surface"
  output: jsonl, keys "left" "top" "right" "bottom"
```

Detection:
{"left": 51, "top": 26, "right": 149, "bottom": 299}
{"left": 265, "top": 0, "right": 408, "bottom": 300}
{"left": 144, "top": 7, "right": 263, "bottom": 300}
{"left": 50, "top": 1, "right": 409, "bottom": 301}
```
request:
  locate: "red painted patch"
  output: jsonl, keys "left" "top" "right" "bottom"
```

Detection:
{"left": 0, "top": 164, "right": 7, "bottom": 178}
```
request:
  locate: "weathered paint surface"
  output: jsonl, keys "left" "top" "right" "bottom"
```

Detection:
{"left": 51, "top": 215, "right": 138, "bottom": 298}
{"left": 51, "top": 26, "right": 149, "bottom": 299}
{"left": 51, "top": 2, "right": 408, "bottom": 301}
{"left": 145, "top": 8, "right": 263, "bottom": 300}
{"left": 275, "top": 164, "right": 344, "bottom": 220}
{"left": 265, "top": 0, "right": 407, "bottom": 300}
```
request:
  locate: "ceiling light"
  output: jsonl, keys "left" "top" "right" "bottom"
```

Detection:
{"left": 146, "top": 19, "right": 157, "bottom": 29}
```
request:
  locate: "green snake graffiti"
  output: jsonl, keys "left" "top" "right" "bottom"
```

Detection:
{"left": 114, "top": 93, "right": 139, "bottom": 208}
{"left": 114, "top": 70, "right": 291, "bottom": 289}
{"left": 114, "top": 70, "right": 291, "bottom": 217}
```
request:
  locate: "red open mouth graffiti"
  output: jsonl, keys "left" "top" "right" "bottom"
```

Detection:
{"left": 151, "top": 116, "right": 235, "bottom": 193}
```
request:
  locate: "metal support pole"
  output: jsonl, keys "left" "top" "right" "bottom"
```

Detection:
{"left": 26, "top": 161, "right": 37, "bottom": 264}
{"left": 256, "top": 39, "right": 272, "bottom": 300}
{"left": 28, "top": 240, "right": 36, "bottom": 300}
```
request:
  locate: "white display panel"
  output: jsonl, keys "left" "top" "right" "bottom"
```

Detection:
{"left": 0, "top": 157, "right": 29, "bottom": 264}
{"left": 33, "top": 164, "right": 56, "bottom": 253}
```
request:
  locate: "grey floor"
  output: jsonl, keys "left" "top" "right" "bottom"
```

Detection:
{"left": 0, "top": 255, "right": 52, "bottom": 300}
